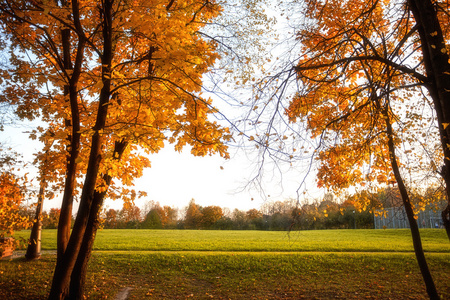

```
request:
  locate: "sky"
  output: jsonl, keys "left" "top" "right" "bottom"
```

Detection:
{"left": 131, "top": 146, "right": 266, "bottom": 212}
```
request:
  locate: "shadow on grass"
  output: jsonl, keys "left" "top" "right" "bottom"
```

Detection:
{"left": 1, "top": 252, "right": 449, "bottom": 299}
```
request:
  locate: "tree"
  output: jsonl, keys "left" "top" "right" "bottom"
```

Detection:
{"left": 290, "top": 0, "right": 450, "bottom": 237}
{"left": 120, "top": 202, "right": 142, "bottom": 229}
{"left": 141, "top": 202, "right": 178, "bottom": 228}
{"left": 407, "top": 0, "right": 450, "bottom": 239}
{"left": 231, "top": 208, "right": 249, "bottom": 229}
{"left": 0, "top": 145, "right": 31, "bottom": 255}
{"left": 253, "top": 0, "right": 450, "bottom": 298}
{"left": 103, "top": 209, "right": 119, "bottom": 229}
{"left": 245, "top": 208, "right": 263, "bottom": 229}
{"left": 25, "top": 174, "right": 45, "bottom": 260}
{"left": 246, "top": 208, "right": 262, "bottom": 220}
{"left": 201, "top": 205, "right": 223, "bottom": 228}
{"left": 0, "top": 172, "right": 30, "bottom": 240}
{"left": 142, "top": 208, "right": 163, "bottom": 229}
{"left": 184, "top": 199, "right": 203, "bottom": 229}
{"left": 246, "top": 0, "right": 450, "bottom": 298}
{"left": 162, "top": 206, "right": 178, "bottom": 228}
{"left": 0, "top": 0, "right": 231, "bottom": 298}
{"left": 26, "top": 138, "right": 59, "bottom": 260}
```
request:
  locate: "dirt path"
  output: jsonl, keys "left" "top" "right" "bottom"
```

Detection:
{"left": 114, "top": 287, "right": 133, "bottom": 300}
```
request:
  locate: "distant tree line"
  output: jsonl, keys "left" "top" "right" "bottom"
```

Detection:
{"left": 99, "top": 197, "right": 375, "bottom": 230}
{"left": 16, "top": 186, "right": 443, "bottom": 231}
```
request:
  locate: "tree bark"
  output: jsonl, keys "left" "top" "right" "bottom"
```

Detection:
{"left": 27, "top": 143, "right": 53, "bottom": 260}
{"left": 57, "top": 25, "right": 74, "bottom": 261}
{"left": 48, "top": 130, "right": 105, "bottom": 299}
{"left": 48, "top": 1, "right": 113, "bottom": 298}
{"left": 408, "top": 0, "right": 450, "bottom": 240}
{"left": 25, "top": 184, "right": 44, "bottom": 260}
{"left": 57, "top": 7, "right": 84, "bottom": 261}
{"left": 68, "top": 140, "right": 127, "bottom": 300}
{"left": 442, "top": 206, "right": 450, "bottom": 240}
{"left": 66, "top": 190, "right": 104, "bottom": 300}
{"left": 383, "top": 104, "right": 440, "bottom": 300}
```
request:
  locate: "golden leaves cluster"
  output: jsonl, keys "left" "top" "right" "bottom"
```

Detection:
{"left": 0, "top": 172, "right": 31, "bottom": 238}
{"left": 0, "top": 0, "right": 231, "bottom": 199}
{"left": 287, "top": 0, "right": 440, "bottom": 196}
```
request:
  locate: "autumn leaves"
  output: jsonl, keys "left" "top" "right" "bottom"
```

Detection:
{"left": 0, "top": 0, "right": 233, "bottom": 298}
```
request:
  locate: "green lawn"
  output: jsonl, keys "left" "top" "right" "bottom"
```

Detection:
{"left": 13, "top": 228, "right": 450, "bottom": 252}
{"left": 3, "top": 229, "right": 450, "bottom": 299}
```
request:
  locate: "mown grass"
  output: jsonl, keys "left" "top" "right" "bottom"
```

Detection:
{"left": 13, "top": 228, "right": 450, "bottom": 252}
{"left": 3, "top": 229, "right": 450, "bottom": 299}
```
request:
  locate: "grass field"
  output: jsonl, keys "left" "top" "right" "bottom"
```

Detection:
{"left": 12, "top": 228, "right": 450, "bottom": 252}
{"left": 2, "top": 229, "right": 450, "bottom": 299}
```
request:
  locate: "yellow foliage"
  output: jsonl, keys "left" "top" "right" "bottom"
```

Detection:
{"left": 0, "top": 173, "right": 31, "bottom": 238}
{"left": 284, "top": 0, "right": 443, "bottom": 214}
{"left": 0, "top": 0, "right": 231, "bottom": 201}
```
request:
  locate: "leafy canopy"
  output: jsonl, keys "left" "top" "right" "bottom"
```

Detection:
{"left": 0, "top": 0, "right": 232, "bottom": 201}
{"left": 284, "top": 0, "right": 441, "bottom": 197}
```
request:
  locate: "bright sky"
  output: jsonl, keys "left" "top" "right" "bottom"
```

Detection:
{"left": 131, "top": 146, "right": 263, "bottom": 212}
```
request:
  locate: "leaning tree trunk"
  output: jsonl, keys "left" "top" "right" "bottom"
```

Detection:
{"left": 408, "top": 0, "right": 450, "bottom": 240}
{"left": 68, "top": 140, "right": 127, "bottom": 300}
{"left": 383, "top": 104, "right": 440, "bottom": 300}
{"left": 25, "top": 183, "right": 45, "bottom": 260}
{"left": 27, "top": 141, "right": 53, "bottom": 260}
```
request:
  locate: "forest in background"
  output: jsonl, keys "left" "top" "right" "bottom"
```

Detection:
{"left": 15, "top": 186, "right": 444, "bottom": 231}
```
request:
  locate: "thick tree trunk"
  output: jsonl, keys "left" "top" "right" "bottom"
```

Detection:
{"left": 408, "top": 0, "right": 450, "bottom": 241}
{"left": 48, "top": 131, "right": 104, "bottom": 299}
{"left": 48, "top": 1, "right": 113, "bottom": 298}
{"left": 442, "top": 206, "right": 450, "bottom": 240}
{"left": 383, "top": 106, "right": 440, "bottom": 300}
{"left": 25, "top": 184, "right": 44, "bottom": 260}
{"left": 66, "top": 191, "right": 104, "bottom": 300}
{"left": 68, "top": 141, "right": 127, "bottom": 300}
{"left": 57, "top": 23, "right": 83, "bottom": 261}
{"left": 56, "top": 0, "right": 89, "bottom": 261}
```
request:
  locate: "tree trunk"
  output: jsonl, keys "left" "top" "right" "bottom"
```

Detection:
{"left": 383, "top": 105, "right": 440, "bottom": 300}
{"left": 68, "top": 141, "right": 127, "bottom": 300}
{"left": 56, "top": 0, "right": 88, "bottom": 261}
{"left": 48, "top": 1, "right": 113, "bottom": 298}
{"left": 442, "top": 206, "right": 450, "bottom": 240}
{"left": 25, "top": 184, "right": 44, "bottom": 260}
{"left": 408, "top": 0, "right": 450, "bottom": 240}
{"left": 57, "top": 24, "right": 82, "bottom": 262}
{"left": 66, "top": 191, "right": 104, "bottom": 300}
{"left": 48, "top": 131, "right": 103, "bottom": 299}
